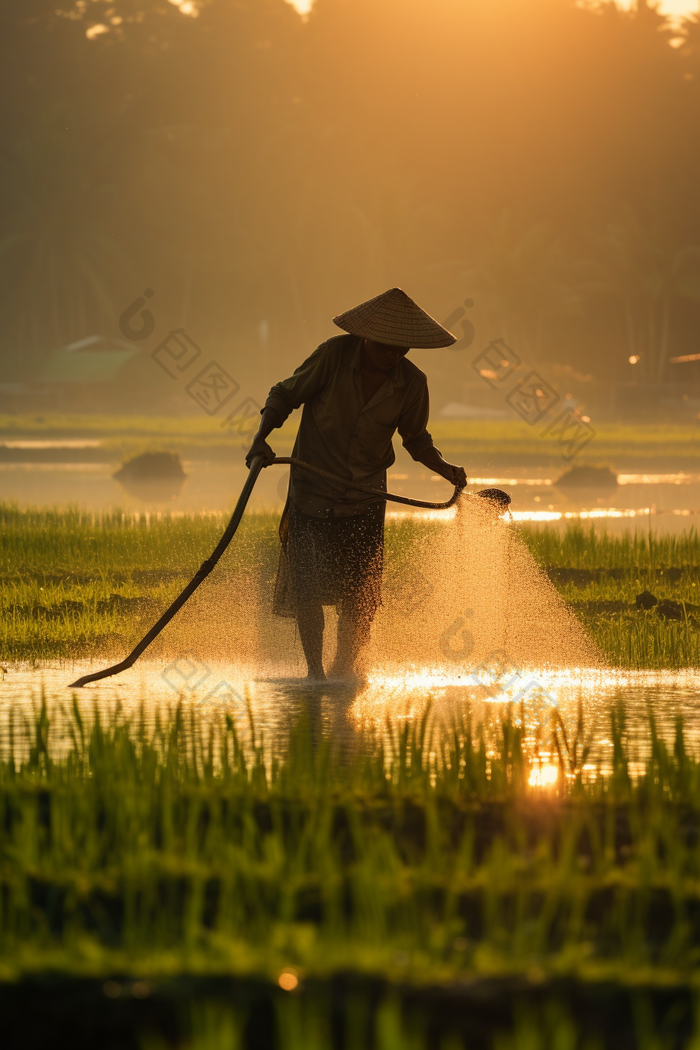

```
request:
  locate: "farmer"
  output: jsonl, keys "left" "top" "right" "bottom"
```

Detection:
{"left": 246, "top": 287, "right": 467, "bottom": 680}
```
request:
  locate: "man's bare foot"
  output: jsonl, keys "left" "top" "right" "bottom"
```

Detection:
{"left": 305, "top": 668, "right": 326, "bottom": 682}
{"left": 327, "top": 661, "right": 356, "bottom": 681}
{"left": 328, "top": 667, "right": 368, "bottom": 687}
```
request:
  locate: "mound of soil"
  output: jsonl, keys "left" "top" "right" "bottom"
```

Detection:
{"left": 113, "top": 451, "right": 186, "bottom": 482}
{"left": 546, "top": 566, "right": 626, "bottom": 586}
{"left": 634, "top": 592, "right": 698, "bottom": 619}
{"left": 113, "top": 451, "right": 187, "bottom": 500}
{"left": 636, "top": 590, "right": 658, "bottom": 610}
{"left": 555, "top": 465, "right": 618, "bottom": 487}
{"left": 656, "top": 598, "right": 685, "bottom": 620}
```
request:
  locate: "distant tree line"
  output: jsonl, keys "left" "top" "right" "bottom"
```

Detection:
{"left": 1, "top": 0, "right": 699, "bottom": 400}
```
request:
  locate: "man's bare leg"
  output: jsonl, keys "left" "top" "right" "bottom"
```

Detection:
{"left": 296, "top": 601, "right": 326, "bottom": 679}
{"left": 331, "top": 600, "right": 373, "bottom": 679}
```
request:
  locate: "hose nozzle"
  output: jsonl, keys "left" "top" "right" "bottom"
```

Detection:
{"left": 476, "top": 487, "right": 512, "bottom": 510}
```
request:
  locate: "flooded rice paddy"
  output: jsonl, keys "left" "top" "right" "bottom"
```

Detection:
{"left": 3, "top": 453, "right": 700, "bottom": 531}
{"left": 3, "top": 661, "right": 699, "bottom": 781}
{"left": 3, "top": 445, "right": 700, "bottom": 772}
{"left": 4, "top": 442, "right": 700, "bottom": 1044}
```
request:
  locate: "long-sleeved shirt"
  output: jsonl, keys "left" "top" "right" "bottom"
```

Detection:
{"left": 264, "top": 334, "right": 438, "bottom": 517}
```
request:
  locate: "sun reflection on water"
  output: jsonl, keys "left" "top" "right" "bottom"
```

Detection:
{"left": 528, "top": 763, "right": 559, "bottom": 788}
{"left": 1, "top": 661, "right": 700, "bottom": 785}
{"left": 510, "top": 508, "right": 650, "bottom": 522}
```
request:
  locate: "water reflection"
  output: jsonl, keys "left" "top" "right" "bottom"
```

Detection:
{"left": 528, "top": 762, "right": 559, "bottom": 788}
{"left": 510, "top": 507, "right": 650, "bottom": 522}
{"left": 2, "top": 660, "right": 699, "bottom": 780}
{"left": 4, "top": 460, "right": 700, "bottom": 532}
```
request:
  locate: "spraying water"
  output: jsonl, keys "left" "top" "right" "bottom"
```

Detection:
{"left": 155, "top": 494, "right": 601, "bottom": 683}
{"left": 369, "top": 496, "right": 601, "bottom": 676}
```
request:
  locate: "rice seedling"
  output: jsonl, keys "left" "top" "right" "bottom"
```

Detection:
{"left": 0, "top": 412, "right": 301, "bottom": 462}
{"left": 522, "top": 525, "right": 700, "bottom": 574}
{"left": 4, "top": 977, "right": 693, "bottom": 1050}
{"left": 521, "top": 526, "right": 700, "bottom": 668}
{"left": 1, "top": 699, "right": 700, "bottom": 992}
{"left": 135, "top": 988, "right": 700, "bottom": 1050}
{"left": 0, "top": 505, "right": 439, "bottom": 661}
{"left": 0, "top": 504, "right": 281, "bottom": 659}
{"left": 3, "top": 507, "right": 699, "bottom": 667}
{"left": 3, "top": 414, "right": 699, "bottom": 466}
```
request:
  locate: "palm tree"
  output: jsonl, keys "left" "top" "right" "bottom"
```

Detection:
{"left": 589, "top": 205, "right": 700, "bottom": 383}
{"left": 464, "top": 212, "right": 582, "bottom": 361}
{"left": 0, "top": 116, "right": 132, "bottom": 362}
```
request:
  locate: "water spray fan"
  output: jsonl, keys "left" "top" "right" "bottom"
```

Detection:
{"left": 68, "top": 457, "right": 511, "bottom": 688}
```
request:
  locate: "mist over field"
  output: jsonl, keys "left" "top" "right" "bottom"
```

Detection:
{"left": 6, "top": 10, "right": 700, "bottom": 1046}
{"left": 1, "top": 0, "right": 700, "bottom": 419}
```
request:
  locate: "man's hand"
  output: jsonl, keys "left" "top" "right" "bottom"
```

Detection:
{"left": 246, "top": 434, "right": 276, "bottom": 468}
{"left": 245, "top": 406, "right": 282, "bottom": 468}
{"left": 438, "top": 462, "right": 467, "bottom": 489}
{"left": 415, "top": 447, "right": 467, "bottom": 489}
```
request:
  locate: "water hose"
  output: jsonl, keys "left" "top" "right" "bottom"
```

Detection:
{"left": 68, "top": 456, "right": 508, "bottom": 688}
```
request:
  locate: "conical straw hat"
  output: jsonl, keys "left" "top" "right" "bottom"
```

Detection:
{"left": 333, "top": 288, "right": 456, "bottom": 349}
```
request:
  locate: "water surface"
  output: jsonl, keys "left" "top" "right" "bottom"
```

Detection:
{"left": 3, "top": 458, "right": 699, "bottom": 533}
{"left": 3, "top": 660, "right": 698, "bottom": 780}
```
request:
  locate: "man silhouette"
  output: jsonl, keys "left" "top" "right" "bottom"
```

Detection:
{"left": 246, "top": 288, "right": 467, "bottom": 680}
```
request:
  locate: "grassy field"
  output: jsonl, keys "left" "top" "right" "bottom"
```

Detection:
{"left": 137, "top": 992, "right": 700, "bottom": 1050}
{"left": 2, "top": 413, "right": 700, "bottom": 468}
{"left": 3, "top": 504, "right": 700, "bottom": 1045}
{"left": 3, "top": 701, "right": 700, "bottom": 1047}
{"left": 0, "top": 505, "right": 280, "bottom": 661}
{"left": 1, "top": 505, "right": 699, "bottom": 668}
{"left": 522, "top": 526, "right": 700, "bottom": 668}
{"left": 0, "top": 412, "right": 298, "bottom": 464}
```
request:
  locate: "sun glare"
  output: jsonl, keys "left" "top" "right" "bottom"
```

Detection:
{"left": 529, "top": 764, "right": 559, "bottom": 789}
{"left": 167, "top": 0, "right": 200, "bottom": 15}
{"left": 285, "top": 0, "right": 315, "bottom": 15}
{"left": 613, "top": 0, "right": 698, "bottom": 23}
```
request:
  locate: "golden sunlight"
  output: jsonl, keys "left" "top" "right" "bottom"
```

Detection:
{"left": 167, "top": 0, "right": 199, "bottom": 15}
{"left": 615, "top": 0, "right": 698, "bottom": 21}
{"left": 285, "top": 0, "right": 315, "bottom": 15}
{"left": 528, "top": 764, "right": 559, "bottom": 788}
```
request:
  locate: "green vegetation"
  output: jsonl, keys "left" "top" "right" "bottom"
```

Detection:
{"left": 3, "top": 508, "right": 700, "bottom": 1043}
{"left": 521, "top": 525, "right": 700, "bottom": 668}
{"left": 2, "top": 506, "right": 700, "bottom": 667}
{"left": 2, "top": 415, "right": 700, "bottom": 468}
{"left": 0, "top": 412, "right": 300, "bottom": 464}
{"left": 432, "top": 420, "right": 700, "bottom": 469}
{"left": 2, "top": 701, "right": 700, "bottom": 1016}
{"left": 0, "top": 504, "right": 440, "bottom": 662}
{"left": 136, "top": 989, "right": 700, "bottom": 1050}
{"left": 0, "top": 505, "right": 276, "bottom": 660}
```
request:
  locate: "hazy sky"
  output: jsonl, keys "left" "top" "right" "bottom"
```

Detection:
{"left": 623, "top": 0, "right": 698, "bottom": 18}
{"left": 651, "top": 0, "right": 698, "bottom": 15}
{"left": 286, "top": 0, "right": 313, "bottom": 14}
{"left": 285, "top": 0, "right": 699, "bottom": 22}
